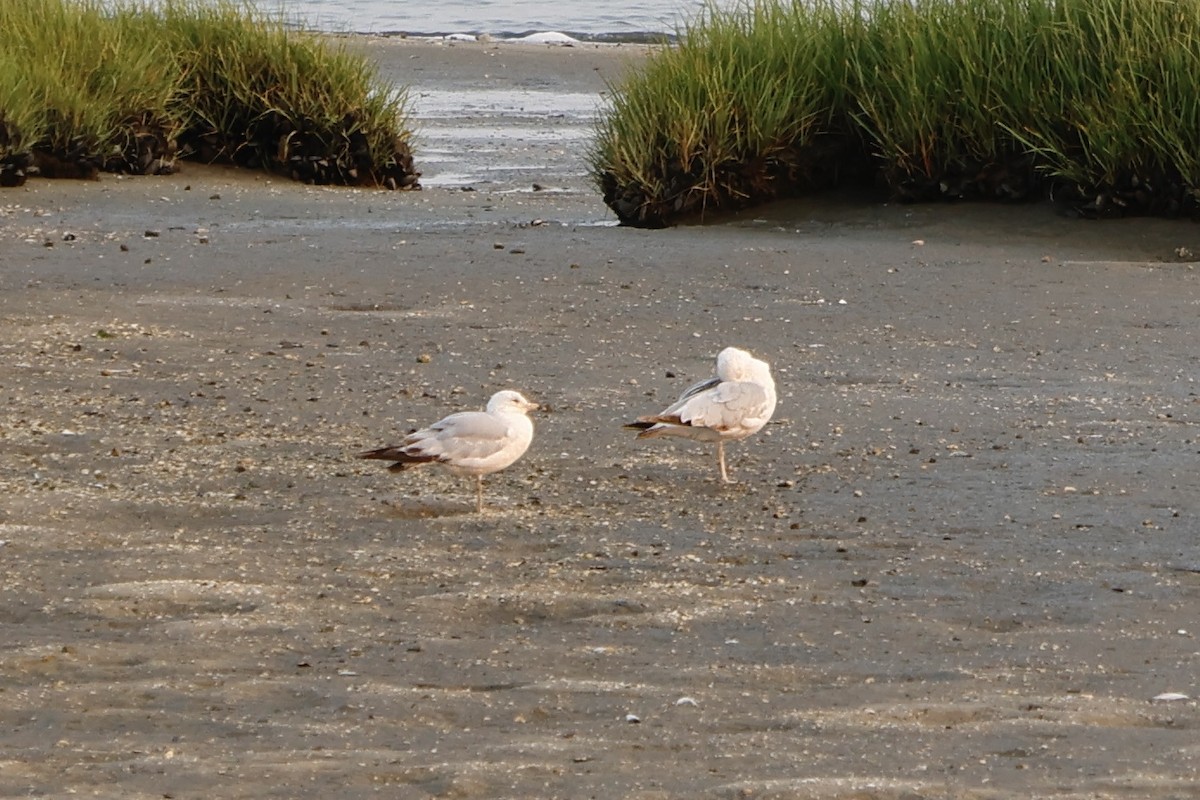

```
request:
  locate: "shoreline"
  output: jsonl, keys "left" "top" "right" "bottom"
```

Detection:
{"left": 3, "top": 36, "right": 1200, "bottom": 800}
{"left": 334, "top": 30, "right": 678, "bottom": 44}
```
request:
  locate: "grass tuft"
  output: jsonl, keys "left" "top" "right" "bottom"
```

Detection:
{"left": 593, "top": 0, "right": 1200, "bottom": 226}
{"left": 0, "top": 0, "right": 418, "bottom": 188}
{"left": 593, "top": 0, "right": 860, "bottom": 227}
{"left": 0, "top": 0, "right": 182, "bottom": 180}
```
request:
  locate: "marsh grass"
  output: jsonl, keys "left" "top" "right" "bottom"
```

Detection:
{"left": 157, "top": 0, "right": 414, "bottom": 185}
{"left": 594, "top": 0, "right": 860, "bottom": 226}
{"left": 593, "top": 0, "right": 1200, "bottom": 226}
{"left": 1011, "top": 0, "right": 1200, "bottom": 212}
{"left": 0, "top": 0, "right": 416, "bottom": 187}
{"left": 0, "top": 0, "right": 182, "bottom": 180}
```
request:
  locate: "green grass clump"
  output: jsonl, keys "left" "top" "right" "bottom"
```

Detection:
{"left": 594, "top": 0, "right": 858, "bottom": 226}
{"left": 0, "top": 0, "right": 182, "bottom": 181}
{"left": 593, "top": 0, "right": 1200, "bottom": 226}
{"left": 0, "top": 53, "right": 48, "bottom": 182}
{"left": 0, "top": 0, "right": 417, "bottom": 188}
{"left": 1009, "top": 0, "right": 1200, "bottom": 212}
{"left": 847, "top": 0, "right": 1048, "bottom": 199}
{"left": 157, "top": 0, "right": 415, "bottom": 186}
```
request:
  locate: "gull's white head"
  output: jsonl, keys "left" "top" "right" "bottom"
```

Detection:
{"left": 716, "top": 346, "right": 770, "bottom": 383}
{"left": 487, "top": 390, "right": 540, "bottom": 415}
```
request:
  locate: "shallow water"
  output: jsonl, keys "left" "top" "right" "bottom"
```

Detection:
{"left": 411, "top": 88, "right": 599, "bottom": 188}
{"left": 245, "top": 0, "right": 737, "bottom": 38}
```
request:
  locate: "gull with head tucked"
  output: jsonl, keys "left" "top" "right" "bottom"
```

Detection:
{"left": 625, "top": 346, "right": 776, "bottom": 483}
{"left": 360, "top": 389, "right": 539, "bottom": 512}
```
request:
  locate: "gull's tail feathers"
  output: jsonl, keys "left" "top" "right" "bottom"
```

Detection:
{"left": 358, "top": 446, "right": 440, "bottom": 472}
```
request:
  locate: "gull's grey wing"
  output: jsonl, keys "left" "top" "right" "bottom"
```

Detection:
{"left": 676, "top": 380, "right": 771, "bottom": 433}
{"left": 661, "top": 375, "right": 721, "bottom": 415}
{"left": 418, "top": 411, "right": 514, "bottom": 461}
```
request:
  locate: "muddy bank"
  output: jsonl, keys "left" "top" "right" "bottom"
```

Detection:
{"left": 1, "top": 38, "right": 1199, "bottom": 800}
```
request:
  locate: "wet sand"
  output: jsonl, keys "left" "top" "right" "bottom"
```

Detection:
{"left": 2, "top": 38, "right": 1199, "bottom": 799}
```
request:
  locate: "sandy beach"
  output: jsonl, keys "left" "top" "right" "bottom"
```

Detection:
{"left": 2, "top": 38, "right": 1199, "bottom": 799}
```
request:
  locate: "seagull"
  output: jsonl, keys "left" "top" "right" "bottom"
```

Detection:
{"left": 625, "top": 347, "right": 776, "bottom": 483}
{"left": 360, "top": 390, "right": 539, "bottom": 512}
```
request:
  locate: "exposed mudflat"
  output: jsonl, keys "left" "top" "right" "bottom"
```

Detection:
{"left": 1, "top": 38, "right": 1199, "bottom": 800}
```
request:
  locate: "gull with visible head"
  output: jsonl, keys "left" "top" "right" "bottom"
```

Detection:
{"left": 625, "top": 346, "right": 776, "bottom": 483}
{"left": 360, "top": 389, "right": 539, "bottom": 512}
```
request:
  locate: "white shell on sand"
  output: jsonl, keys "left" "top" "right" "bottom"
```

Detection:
{"left": 1152, "top": 692, "right": 1191, "bottom": 702}
{"left": 512, "top": 31, "right": 580, "bottom": 44}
